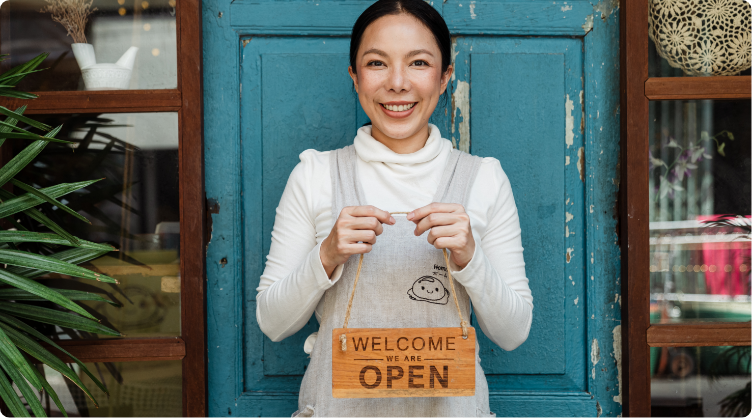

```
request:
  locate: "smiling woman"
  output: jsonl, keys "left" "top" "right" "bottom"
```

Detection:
{"left": 254, "top": 0, "right": 534, "bottom": 416}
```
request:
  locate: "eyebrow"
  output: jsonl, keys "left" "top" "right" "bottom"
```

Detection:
{"left": 361, "top": 48, "right": 435, "bottom": 59}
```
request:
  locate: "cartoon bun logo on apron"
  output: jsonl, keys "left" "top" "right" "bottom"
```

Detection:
{"left": 408, "top": 276, "right": 449, "bottom": 305}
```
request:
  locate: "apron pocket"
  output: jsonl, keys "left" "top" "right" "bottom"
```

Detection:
{"left": 475, "top": 408, "right": 496, "bottom": 418}
{"left": 290, "top": 405, "right": 314, "bottom": 418}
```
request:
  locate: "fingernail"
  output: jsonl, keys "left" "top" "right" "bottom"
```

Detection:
{"left": 406, "top": 212, "right": 414, "bottom": 220}
{"left": 390, "top": 216, "right": 396, "bottom": 224}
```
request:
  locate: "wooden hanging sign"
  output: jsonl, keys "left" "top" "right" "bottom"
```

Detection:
{"left": 332, "top": 327, "right": 476, "bottom": 398}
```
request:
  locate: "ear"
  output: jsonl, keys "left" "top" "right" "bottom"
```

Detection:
{"left": 348, "top": 66, "right": 359, "bottom": 94}
{"left": 440, "top": 65, "right": 453, "bottom": 95}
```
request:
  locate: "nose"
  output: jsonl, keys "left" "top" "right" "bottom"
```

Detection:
{"left": 385, "top": 66, "right": 410, "bottom": 93}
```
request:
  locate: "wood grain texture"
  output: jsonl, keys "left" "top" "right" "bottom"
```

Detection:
{"left": 42, "top": 338, "right": 186, "bottom": 363}
{"left": 647, "top": 323, "right": 752, "bottom": 347}
{"left": 1, "top": 90, "right": 181, "bottom": 114}
{"left": 332, "top": 328, "right": 475, "bottom": 398}
{"left": 620, "top": 0, "right": 651, "bottom": 414}
{"left": 177, "top": 0, "right": 207, "bottom": 415}
{"left": 645, "top": 76, "right": 751, "bottom": 100}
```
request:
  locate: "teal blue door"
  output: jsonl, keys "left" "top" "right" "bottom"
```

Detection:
{"left": 203, "top": 1, "right": 622, "bottom": 416}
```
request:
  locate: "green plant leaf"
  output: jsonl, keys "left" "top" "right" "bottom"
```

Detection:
{"left": 0, "top": 140, "right": 48, "bottom": 188}
{"left": 0, "top": 269, "right": 96, "bottom": 319}
{"left": 0, "top": 53, "right": 49, "bottom": 86}
{"left": 0, "top": 132, "right": 69, "bottom": 144}
{"left": 0, "top": 325, "right": 44, "bottom": 391}
{"left": 717, "top": 142, "right": 726, "bottom": 156}
{"left": 0, "top": 288, "right": 121, "bottom": 307}
{"left": 0, "top": 105, "right": 27, "bottom": 148}
{"left": 0, "top": 303, "right": 120, "bottom": 336}
{"left": 0, "top": 188, "right": 81, "bottom": 246}
{"left": 0, "top": 231, "right": 114, "bottom": 251}
{"left": 0, "top": 367, "right": 30, "bottom": 417}
{"left": 0, "top": 89, "right": 38, "bottom": 100}
{"left": 0, "top": 179, "right": 100, "bottom": 220}
{"left": 0, "top": 322, "right": 97, "bottom": 409}
{"left": 0, "top": 313, "right": 108, "bottom": 395}
{"left": 0, "top": 249, "right": 118, "bottom": 284}
{"left": 11, "top": 179, "right": 91, "bottom": 224}
{"left": 6, "top": 248, "right": 109, "bottom": 279}
{"left": 0, "top": 106, "right": 51, "bottom": 132}
{"left": 0, "top": 351, "right": 46, "bottom": 417}
{"left": 30, "top": 364, "right": 68, "bottom": 417}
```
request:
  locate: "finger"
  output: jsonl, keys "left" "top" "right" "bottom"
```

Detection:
{"left": 414, "top": 212, "right": 459, "bottom": 236}
{"left": 345, "top": 217, "right": 385, "bottom": 235}
{"left": 349, "top": 205, "right": 395, "bottom": 225}
{"left": 407, "top": 202, "right": 464, "bottom": 223}
{"left": 426, "top": 225, "right": 462, "bottom": 245}
{"left": 349, "top": 243, "right": 373, "bottom": 255}
{"left": 346, "top": 230, "right": 377, "bottom": 245}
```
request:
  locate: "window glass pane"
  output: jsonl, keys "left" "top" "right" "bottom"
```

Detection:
{"left": 648, "top": 0, "right": 751, "bottom": 77}
{"left": 1, "top": 0, "right": 177, "bottom": 91}
{"left": 21, "top": 360, "right": 182, "bottom": 416}
{"left": 649, "top": 100, "right": 751, "bottom": 323}
{"left": 651, "top": 345, "right": 751, "bottom": 417}
{"left": 16, "top": 112, "right": 180, "bottom": 338}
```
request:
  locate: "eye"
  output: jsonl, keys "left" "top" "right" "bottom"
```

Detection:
{"left": 412, "top": 60, "right": 429, "bottom": 67}
{"left": 435, "top": 288, "right": 439, "bottom": 291}
{"left": 421, "top": 286, "right": 425, "bottom": 290}
{"left": 367, "top": 60, "right": 385, "bottom": 67}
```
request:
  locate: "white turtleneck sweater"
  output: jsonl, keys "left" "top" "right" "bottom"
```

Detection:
{"left": 256, "top": 124, "right": 533, "bottom": 352}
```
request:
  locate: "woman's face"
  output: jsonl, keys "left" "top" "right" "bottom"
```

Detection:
{"left": 349, "top": 14, "right": 452, "bottom": 149}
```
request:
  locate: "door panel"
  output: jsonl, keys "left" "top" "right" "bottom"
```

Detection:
{"left": 454, "top": 38, "right": 586, "bottom": 386}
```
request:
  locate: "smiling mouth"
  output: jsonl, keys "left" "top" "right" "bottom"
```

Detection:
{"left": 381, "top": 102, "right": 416, "bottom": 112}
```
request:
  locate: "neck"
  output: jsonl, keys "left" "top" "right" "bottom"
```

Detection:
{"left": 370, "top": 124, "right": 430, "bottom": 154}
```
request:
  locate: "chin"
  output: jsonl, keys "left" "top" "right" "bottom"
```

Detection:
{"left": 372, "top": 120, "right": 424, "bottom": 140}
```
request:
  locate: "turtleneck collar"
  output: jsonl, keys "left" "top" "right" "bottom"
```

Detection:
{"left": 353, "top": 123, "right": 447, "bottom": 164}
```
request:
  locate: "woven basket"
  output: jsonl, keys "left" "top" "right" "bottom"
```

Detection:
{"left": 649, "top": 0, "right": 751, "bottom": 76}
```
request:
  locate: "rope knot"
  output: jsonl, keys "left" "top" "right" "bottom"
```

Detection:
{"left": 340, "top": 334, "right": 347, "bottom": 351}
{"left": 460, "top": 320, "right": 469, "bottom": 339}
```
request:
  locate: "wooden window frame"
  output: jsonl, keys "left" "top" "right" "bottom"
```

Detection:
{"left": 620, "top": 0, "right": 752, "bottom": 416}
{"left": 0, "top": 0, "right": 206, "bottom": 416}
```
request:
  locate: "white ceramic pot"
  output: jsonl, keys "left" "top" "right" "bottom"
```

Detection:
{"left": 71, "top": 43, "right": 139, "bottom": 90}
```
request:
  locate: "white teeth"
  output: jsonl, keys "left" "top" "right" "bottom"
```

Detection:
{"left": 384, "top": 103, "right": 415, "bottom": 111}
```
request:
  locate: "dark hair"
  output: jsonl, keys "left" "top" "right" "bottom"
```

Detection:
{"left": 349, "top": 0, "right": 452, "bottom": 75}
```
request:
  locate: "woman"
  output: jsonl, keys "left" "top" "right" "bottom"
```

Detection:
{"left": 257, "top": 0, "right": 533, "bottom": 415}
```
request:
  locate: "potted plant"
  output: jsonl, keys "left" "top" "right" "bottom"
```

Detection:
{"left": 41, "top": 0, "right": 138, "bottom": 90}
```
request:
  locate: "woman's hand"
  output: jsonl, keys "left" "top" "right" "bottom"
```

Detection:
{"left": 320, "top": 205, "right": 395, "bottom": 277}
{"left": 408, "top": 203, "right": 475, "bottom": 269}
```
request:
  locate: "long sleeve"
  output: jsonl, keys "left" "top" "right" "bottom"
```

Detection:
{"left": 256, "top": 150, "right": 341, "bottom": 342}
{"left": 451, "top": 158, "right": 533, "bottom": 351}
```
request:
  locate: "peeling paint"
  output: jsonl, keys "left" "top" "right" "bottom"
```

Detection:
{"left": 590, "top": 204, "right": 594, "bottom": 213}
{"left": 574, "top": 296, "right": 579, "bottom": 305}
{"left": 469, "top": 1, "right": 477, "bottom": 19}
{"left": 591, "top": 338, "right": 600, "bottom": 379}
{"left": 582, "top": 14, "right": 593, "bottom": 33}
{"left": 594, "top": 0, "right": 619, "bottom": 21}
{"left": 577, "top": 146, "right": 585, "bottom": 182}
{"left": 596, "top": 401, "right": 603, "bottom": 417}
{"left": 450, "top": 38, "right": 459, "bottom": 82}
{"left": 613, "top": 325, "right": 622, "bottom": 404}
{"left": 565, "top": 95, "right": 574, "bottom": 148}
{"left": 566, "top": 212, "right": 574, "bottom": 223}
{"left": 242, "top": 39, "right": 251, "bottom": 48}
{"left": 561, "top": 4, "right": 572, "bottom": 11}
{"left": 565, "top": 156, "right": 570, "bottom": 165}
{"left": 452, "top": 80, "right": 471, "bottom": 153}
{"left": 566, "top": 248, "right": 574, "bottom": 263}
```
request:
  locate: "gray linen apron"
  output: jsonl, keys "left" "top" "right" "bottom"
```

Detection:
{"left": 294, "top": 145, "right": 493, "bottom": 417}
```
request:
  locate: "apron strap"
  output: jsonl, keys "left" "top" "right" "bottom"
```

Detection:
{"left": 339, "top": 212, "right": 469, "bottom": 351}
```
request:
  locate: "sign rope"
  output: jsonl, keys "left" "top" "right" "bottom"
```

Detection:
{"left": 340, "top": 212, "right": 469, "bottom": 351}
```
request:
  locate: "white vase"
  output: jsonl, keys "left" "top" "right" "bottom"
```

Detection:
{"left": 71, "top": 43, "right": 139, "bottom": 90}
